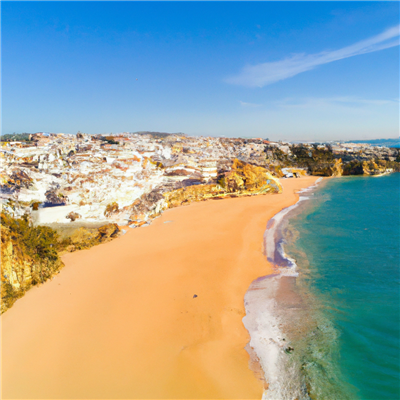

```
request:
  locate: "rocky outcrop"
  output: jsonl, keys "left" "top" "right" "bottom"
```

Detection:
{"left": 219, "top": 159, "right": 282, "bottom": 194}
{"left": 127, "top": 190, "right": 165, "bottom": 224}
{"left": 362, "top": 160, "right": 387, "bottom": 175}
{"left": 266, "top": 144, "right": 338, "bottom": 176}
{"left": 299, "top": 156, "right": 342, "bottom": 177}
{"left": 264, "top": 143, "right": 398, "bottom": 176}
{"left": 330, "top": 158, "right": 343, "bottom": 177}
{"left": 97, "top": 223, "right": 120, "bottom": 240}
{"left": 343, "top": 160, "right": 388, "bottom": 176}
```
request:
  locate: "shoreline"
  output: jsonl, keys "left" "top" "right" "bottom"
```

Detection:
{"left": 1, "top": 176, "right": 319, "bottom": 399}
{"left": 244, "top": 177, "right": 325, "bottom": 399}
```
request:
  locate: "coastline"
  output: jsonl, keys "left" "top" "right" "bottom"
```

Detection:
{"left": 244, "top": 177, "right": 326, "bottom": 399}
{"left": 1, "top": 176, "right": 318, "bottom": 399}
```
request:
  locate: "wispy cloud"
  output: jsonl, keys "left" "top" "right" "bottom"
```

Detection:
{"left": 226, "top": 25, "right": 400, "bottom": 87}
{"left": 239, "top": 100, "right": 262, "bottom": 108}
{"left": 273, "top": 96, "right": 398, "bottom": 112}
{"left": 239, "top": 96, "right": 397, "bottom": 112}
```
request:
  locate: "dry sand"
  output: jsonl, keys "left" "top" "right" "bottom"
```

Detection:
{"left": 1, "top": 177, "right": 318, "bottom": 400}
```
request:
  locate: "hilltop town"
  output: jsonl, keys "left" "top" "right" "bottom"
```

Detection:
{"left": 2, "top": 131, "right": 399, "bottom": 226}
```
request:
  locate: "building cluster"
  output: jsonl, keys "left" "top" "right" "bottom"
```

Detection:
{"left": 1, "top": 132, "right": 279, "bottom": 225}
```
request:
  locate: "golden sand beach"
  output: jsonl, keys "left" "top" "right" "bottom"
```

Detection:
{"left": 1, "top": 177, "right": 318, "bottom": 399}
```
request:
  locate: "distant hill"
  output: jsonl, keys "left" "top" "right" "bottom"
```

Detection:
{"left": 1, "top": 133, "right": 32, "bottom": 142}
{"left": 133, "top": 131, "right": 186, "bottom": 139}
{"left": 346, "top": 138, "right": 400, "bottom": 148}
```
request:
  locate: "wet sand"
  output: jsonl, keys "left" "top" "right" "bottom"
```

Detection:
{"left": 1, "top": 177, "right": 318, "bottom": 399}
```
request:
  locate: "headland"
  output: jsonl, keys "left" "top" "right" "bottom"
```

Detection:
{"left": 1, "top": 176, "right": 318, "bottom": 399}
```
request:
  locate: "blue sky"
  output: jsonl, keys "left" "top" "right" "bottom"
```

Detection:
{"left": 2, "top": 1, "right": 399, "bottom": 141}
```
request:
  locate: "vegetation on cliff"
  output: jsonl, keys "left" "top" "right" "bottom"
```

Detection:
{"left": 290, "top": 145, "right": 341, "bottom": 176}
{"left": 265, "top": 144, "right": 399, "bottom": 176}
{"left": 1, "top": 211, "right": 120, "bottom": 313}
{"left": 1, "top": 212, "right": 63, "bottom": 312}
{"left": 342, "top": 159, "right": 396, "bottom": 176}
{"left": 266, "top": 144, "right": 342, "bottom": 176}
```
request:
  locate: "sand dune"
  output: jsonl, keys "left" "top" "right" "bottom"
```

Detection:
{"left": 1, "top": 177, "right": 318, "bottom": 399}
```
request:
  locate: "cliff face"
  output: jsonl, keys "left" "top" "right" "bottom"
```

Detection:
{"left": 362, "top": 160, "right": 387, "bottom": 175}
{"left": 273, "top": 145, "right": 339, "bottom": 176}
{"left": 1, "top": 213, "right": 64, "bottom": 313}
{"left": 342, "top": 161, "right": 364, "bottom": 175}
{"left": 221, "top": 159, "right": 282, "bottom": 193}
{"left": 331, "top": 158, "right": 343, "bottom": 177}
{"left": 265, "top": 144, "right": 398, "bottom": 176}
{"left": 1, "top": 224, "right": 34, "bottom": 308}
{"left": 1, "top": 212, "right": 120, "bottom": 313}
{"left": 342, "top": 160, "right": 390, "bottom": 176}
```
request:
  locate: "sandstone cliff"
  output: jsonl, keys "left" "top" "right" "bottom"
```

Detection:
{"left": 330, "top": 158, "right": 343, "bottom": 177}
{"left": 1, "top": 225, "right": 35, "bottom": 312}
{"left": 362, "top": 160, "right": 387, "bottom": 175}
{"left": 342, "top": 160, "right": 389, "bottom": 176}
{"left": 219, "top": 159, "right": 282, "bottom": 194}
{"left": 265, "top": 143, "right": 398, "bottom": 176}
{"left": 1, "top": 211, "right": 120, "bottom": 313}
{"left": 1, "top": 212, "right": 63, "bottom": 313}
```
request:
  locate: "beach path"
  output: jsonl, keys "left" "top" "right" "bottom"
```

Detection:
{"left": 1, "top": 177, "right": 318, "bottom": 399}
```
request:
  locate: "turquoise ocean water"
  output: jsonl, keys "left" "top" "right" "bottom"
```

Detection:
{"left": 282, "top": 174, "right": 400, "bottom": 400}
